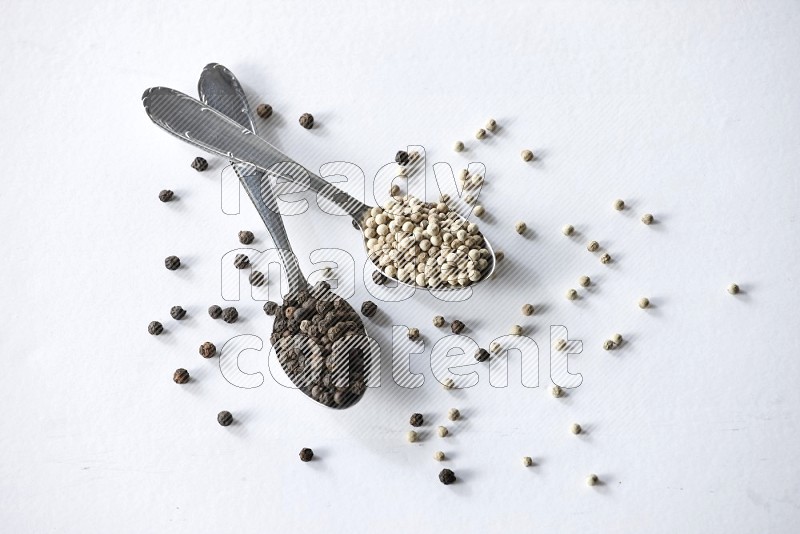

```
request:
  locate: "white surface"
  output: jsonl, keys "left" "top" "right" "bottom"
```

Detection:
{"left": 2, "top": 1, "right": 800, "bottom": 532}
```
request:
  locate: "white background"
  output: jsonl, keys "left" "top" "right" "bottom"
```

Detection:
{"left": 2, "top": 0, "right": 799, "bottom": 532}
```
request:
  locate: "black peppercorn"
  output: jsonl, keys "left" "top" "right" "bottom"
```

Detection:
{"left": 148, "top": 321, "right": 163, "bottom": 335}
{"left": 233, "top": 254, "right": 250, "bottom": 269}
{"left": 395, "top": 150, "right": 409, "bottom": 165}
{"left": 410, "top": 413, "right": 424, "bottom": 427}
{"left": 299, "top": 113, "right": 314, "bottom": 129}
{"left": 451, "top": 320, "right": 465, "bottom": 334}
{"left": 173, "top": 368, "right": 190, "bottom": 384}
{"left": 299, "top": 448, "right": 314, "bottom": 462}
{"left": 199, "top": 341, "right": 216, "bottom": 358}
{"left": 158, "top": 189, "right": 174, "bottom": 202}
{"left": 191, "top": 156, "right": 208, "bottom": 171}
{"left": 238, "top": 230, "right": 254, "bottom": 245}
{"left": 170, "top": 306, "right": 186, "bottom": 320}
{"left": 249, "top": 271, "right": 266, "bottom": 286}
{"left": 474, "top": 348, "right": 490, "bottom": 362}
{"left": 208, "top": 305, "right": 222, "bottom": 319}
{"left": 439, "top": 468, "right": 456, "bottom": 485}
{"left": 256, "top": 103, "right": 273, "bottom": 119}
{"left": 263, "top": 301, "right": 279, "bottom": 316}
{"left": 361, "top": 301, "right": 377, "bottom": 318}
{"left": 222, "top": 307, "right": 238, "bottom": 324}
{"left": 164, "top": 255, "right": 180, "bottom": 270}
{"left": 372, "top": 270, "right": 387, "bottom": 285}
{"left": 217, "top": 411, "right": 233, "bottom": 426}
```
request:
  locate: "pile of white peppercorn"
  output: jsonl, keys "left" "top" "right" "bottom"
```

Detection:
{"left": 361, "top": 195, "right": 491, "bottom": 288}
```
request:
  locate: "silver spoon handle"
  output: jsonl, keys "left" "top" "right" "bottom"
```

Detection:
{"left": 142, "top": 86, "right": 370, "bottom": 220}
{"left": 197, "top": 64, "right": 307, "bottom": 293}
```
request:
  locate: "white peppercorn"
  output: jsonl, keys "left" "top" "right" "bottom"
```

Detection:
{"left": 562, "top": 224, "right": 574, "bottom": 236}
{"left": 437, "top": 426, "right": 449, "bottom": 437}
{"left": 612, "top": 333, "right": 623, "bottom": 345}
{"left": 434, "top": 451, "right": 445, "bottom": 461}
{"left": 554, "top": 339, "right": 567, "bottom": 351}
{"left": 603, "top": 339, "right": 614, "bottom": 350}
{"left": 522, "top": 456, "right": 533, "bottom": 467}
{"left": 571, "top": 423, "right": 582, "bottom": 435}
{"left": 433, "top": 315, "right": 445, "bottom": 327}
{"left": 486, "top": 118, "right": 497, "bottom": 132}
{"left": 642, "top": 213, "right": 654, "bottom": 225}
{"left": 495, "top": 250, "right": 504, "bottom": 262}
{"left": 521, "top": 303, "right": 534, "bottom": 316}
{"left": 521, "top": 149, "right": 534, "bottom": 162}
{"left": 614, "top": 199, "right": 625, "bottom": 210}
{"left": 639, "top": 297, "right": 650, "bottom": 309}
{"left": 600, "top": 253, "right": 611, "bottom": 264}
{"left": 566, "top": 289, "right": 578, "bottom": 301}
{"left": 579, "top": 275, "right": 590, "bottom": 287}
{"left": 443, "top": 378, "right": 455, "bottom": 390}
{"left": 407, "top": 430, "right": 418, "bottom": 443}
{"left": 587, "top": 240, "right": 599, "bottom": 252}
{"left": 448, "top": 408, "right": 460, "bottom": 421}
{"left": 510, "top": 324, "right": 523, "bottom": 336}
{"left": 728, "top": 283, "right": 740, "bottom": 295}
{"left": 490, "top": 341, "right": 501, "bottom": 353}
{"left": 473, "top": 204, "right": 485, "bottom": 217}
{"left": 407, "top": 327, "right": 420, "bottom": 341}
{"left": 551, "top": 385, "right": 564, "bottom": 398}
{"left": 515, "top": 221, "right": 526, "bottom": 234}
{"left": 587, "top": 474, "right": 599, "bottom": 486}
{"left": 453, "top": 141, "right": 464, "bottom": 152}
{"left": 475, "top": 128, "right": 486, "bottom": 139}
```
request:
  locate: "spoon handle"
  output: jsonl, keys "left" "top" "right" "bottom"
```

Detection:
{"left": 197, "top": 64, "right": 307, "bottom": 293}
{"left": 142, "top": 86, "right": 370, "bottom": 221}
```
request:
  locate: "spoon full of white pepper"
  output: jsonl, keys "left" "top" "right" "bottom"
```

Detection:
{"left": 197, "top": 64, "right": 371, "bottom": 409}
{"left": 143, "top": 74, "right": 496, "bottom": 291}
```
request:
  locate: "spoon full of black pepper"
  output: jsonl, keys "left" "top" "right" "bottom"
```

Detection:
{"left": 196, "top": 63, "right": 371, "bottom": 409}
{"left": 143, "top": 78, "right": 497, "bottom": 295}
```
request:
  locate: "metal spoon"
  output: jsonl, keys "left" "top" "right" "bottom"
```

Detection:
{"left": 197, "top": 64, "right": 369, "bottom": 409}
{"left": 141, "top": 84, "right": 497, "bottom": 293}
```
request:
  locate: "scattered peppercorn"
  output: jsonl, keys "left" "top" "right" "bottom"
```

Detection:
{"left": 158, "top": 189, "right": 174, "bottom": 202}
{"left": 208, "top": 305, "right": 222, "bottom": 319}
{"left": 299, "top": 113, "right": 314, "bottom": 129}
{"left": 173, "top": 368, "right": 190, "bottom": 384}
{"left": 515, "top": 221, "right": 527, "bottom": 234}
{"left": 407, "top": 328, "right": 420, "bottom": 341}
{"left": 579, "top": 275, "right": 591, "bottom": 287}
{"left": 434, "top": 451, "right": 445, "bottom": 461}
{"left": 728, "top": 283, "right": 740, "bottom": 295}
{"left": 164, "top": 255, "right": 180, "bottom": 270}
{"left": 299, "top": 448, "right": 314, "bottom": 462}
{"left": 217, "top": 411, "right": 233, "bottom": 426}
{"left": 371, "top": 270, "right": 387, "bottom": 286}
{"left": 410, "top": 413, "right": 424, "bottom": 427}
{"left": 551, "top": 385, "right": 564, "bottom": 398}
{"left": 603, "top": 340, "right": 614, "bottom": 351}
{"left": 489, "top": 341, "right": 501, "bottom": 353}
{"left": 148, "top": 321, "right": 163, "bottom": 335}
{"left": 566, "top": 289, "right": 578, "bottom": 301}
{"left": 170, "top": 306, "right": 186, "bottom": 320}
{"left": 587, "top": 474, "right": 599, "bottom": 486}
{"left": 600, "top": 253, "right": 611, "bottom": 264}
{"left": 395, "top": 150, "right": 409, "bottom": 165}
{"left": 510, "top": 324, "right": 523, "bottom": 336}
{"left": 450, "top": 320, "right": 465, "bottom": 334}
{"left": 474, "top": 348, "right": 490, "bottom": 362}
{"left": 191, "top": 157, "right": 208, "bottom": 171}
{"left": 448, "top": 408, "right": 460, "bottom": 421}
{"left": 571, "top": 423, "right": 582, "bottom": 435}
{"left": 407, "top": 430, "right": 418, "bottom": 443}
{"left": 641, "top": 213, "right": 654, "bottom": 225}
{"left": 453, "top": 141, "right": 464, "bottom": 152}
{"left": 222, "top": 307, "right": 238, "bottom": 323}
{"left": 554, "top": 339, "right": 567, "bottom": 351}
{"left": 238, "top": 230, "right": 255, "bottom": 245}
{"left": 521, "top": 149, "right": 534, "bottom": 162}
{"left": 486, "top": 118, "right": 497, "bottom": 132}
{"left": 249, "top": 271, "right": 266, "bottom": 286}
{"left": 475, "top": 128, "right": 486, "bottom": 139}
{"left": 638, "top": 297, "right": 650, "bottom": 309}
{"left": 495, "top": 250, "right": 505, "bottom": 262}
{"left": 361, "top": 300, "right": 377, "bottom": 317}
{"left": 522, "top": 304, "right": 534, "bottom": 316}
{"left": 439, "top": 469, "right": 456, "bottom": 485}
{"left": 390, "top": 184, "right": 401, "bottom": 196}
{"left": 437, "top": 426, "right": 449, "bottom": 437}
{"left": 443, "top": 378, "right": 455, "bottom": 390}
{"left": 234, "top": 254, "right": 250, "bottom": 269}
{"left": 199, "top": 341, "right": 216, "bottom": 358}
{"left": 473, "top": 204, "right": 485, "bottom": 217}
{"left": 563, "top": 224, "right": 575, "bottom": 236}
{"left": 587, "top": 241, "right": 599, "bottom": 252}
{"left": 614, "top": 199, "right": 625, "bottom": 210}
{"left": 522, "top": 456, "right": 533, "bottom": 467}
{"left": 612, "top": 333, "right": 623, "bottom": 345}
{"left": 256, "top": 103, "right": 273, "bottom": 119}
{"left": 433, "top": 315, "right": 446, "bottom": 328}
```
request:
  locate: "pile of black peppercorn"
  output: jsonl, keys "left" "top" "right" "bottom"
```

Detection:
{"left": 267, "top": 281, "right": 369, "bottom": 408}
